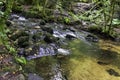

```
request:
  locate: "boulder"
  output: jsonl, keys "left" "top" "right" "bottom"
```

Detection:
{"left": 85, "top": 34, "right": 99, "bottom": 42}
{"left": 39, "top": 20, "right": 46, "bottom": 25}
{"left": 13, "top": 74, "right": 25, "bottom": 80}
{"left": 32, "top": 32, "right": 42, "bottom": 42}
{"left": 44, "top": 33, "right": 59, "bottom": 43}
{"left": 10, "top": 30, "right": 29, "bottom": 41}
{"left": 57, "top": 48, "right": 70, "bottom": 58}
{"left": 107, "top": 69, "right": 120, "bottom": 77}
{"left": 17, "top": 36, "right": 29, "bottom": 48}
{"left": 65, "top": 32, "right": 77, "bottom": 40}
{"left": 41, "top": 26, "right": 53, "bottom": 34}
{"left": 5, "top": 20, "right": 14, "bottom": 27}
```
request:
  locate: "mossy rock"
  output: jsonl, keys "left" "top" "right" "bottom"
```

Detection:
{"left": 10, "top": 30, "right": 29, "bottom": 41}
{"left": 32, "top": 32, "right": 42, "bottom": 42}
{"left": 44, "top": 33, "right": 59, "bottom": 43}
{"left": 39, "top": 20, "right": 46, "bottom": 25}
{"left": 41, "top": 26, "right": 53, "bottom": 34}
{"left": 17, "top": 36, "right": 29, "bottom": 48}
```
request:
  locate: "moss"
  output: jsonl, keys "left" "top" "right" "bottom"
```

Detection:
{"left": 22, "top": 10, "right": 41, "bottom": 18}
{"left": 10, "top": 30, "right": 29, "bottom": 41}
{"left": 17, "top": 36, "right": 29, "bottom": 48}
{"left": 12, "top": 4, "right": 23, "bottom": 13}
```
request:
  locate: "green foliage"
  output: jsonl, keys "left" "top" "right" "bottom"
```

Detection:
{"left": 64, "top": 17, "right": 70, "bottom": 24}
{"left": 15, "top": 56, "right": 27, "bottom": 65}
{"left": 5, "top": 44, "right": 17, "bottom": 54}
{"left": 112, "top": 19, "right": 120, "bottom": 25}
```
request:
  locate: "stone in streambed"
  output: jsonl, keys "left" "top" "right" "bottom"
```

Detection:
{"left": 57, "top": 48, "right": 70, "bottom": 58}
{"left": 5, "top": 20, "right": 14, "bottom": 27}
{"left": 106, "top": 69, "right": 120, "bottom": 77}
{"left": 41, "top": 26, "right": 53, "bottom": 34}
{"left": 44, "top": 33, "right": 59, "bottom": 43}
{"left": 9, "top": 30, "right": 29, "bottom": 41}
{"left": 85, "top": 34, "right": 99, "bottom": 42}
{"left": 39, "top": 20, "right": 46, "bottom": 25}
{"left": 32, "top": 32, "right": 42, "bottom": 42}
{"left": 17, "top": 36, "right": 29, "bottom": 48}
{"left": 28, "top": 73, "right": 44, "bottom": 80}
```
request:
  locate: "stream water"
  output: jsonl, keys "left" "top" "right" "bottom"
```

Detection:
{"left": 7, "top": 14, "right": 120, "bottom": 80}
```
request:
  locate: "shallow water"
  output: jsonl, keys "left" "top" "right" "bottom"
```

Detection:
{"left": 60, "top": 39, "right": 120, "bottom": 80}
{"left": 24, "top": 39, "right": 120, "bottom": 80}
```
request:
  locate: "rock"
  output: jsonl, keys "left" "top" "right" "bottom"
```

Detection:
{"left": 100, "top": 50, "right": 117, "bottom": 60}
{"left": 72, "top": 3, "right": 93, "bottom": 14}
{"left": 9, "top": 14, "right": 19, "bottom": 20}
{"left": 0, "top": 71, "right": 25, "bottom": 80}
{"left": 18, "top": 36, "right": 29, "bottom": 48}
{"left": 97, "top": 61, "right": 109, "bottom": 65}
{"left": 18, "top": 48, "right": 25, "bottom": 55}
{"left": 106, "top": 69, "right": 120, "bottom": 77}
{"left": 66, "top": 34, "right": 76, "bottom": 40}
{"left": 5, "top": 20, "right": 14, "bottom": 27}
{"left": 39, "top": 20, "right": 46, "bottom": 25}
{"left": 10, "top": 30, "right": 29, "bottom": 41}
{"left": 65, "top": 32, "right": 77, "bottom": 40}
{"left": 51, "top": 64, "right": 66, "bottom": 80}
{"left": 115, "top": 36, "right": 120, "bottom": 42}
{"left": 24, "top": 46, "right": 39, "bottom": 57}
{"left": 57, "top": 48, "right": 70, "bottom": 56}
{"left": 26, "top": 44, "right": 57, "bottom": 60}
{"left": 44, "top": 33, "right": 59, "bottom": 43}
{"left": 18, "top": 17, "right": 26, "bottom": 21}
{"left": 85, "top": 34, "right": 99, "bottom": 42}
{"left": 13, "top": 74, "right": 25, "bottom": 80}
{"left": 0, "top": 45, "right": 7, "bottom": 54}
{"left": 68, "top": 27, "right": 77, "bottom": 32}
{"left": 53, "top": 30, "right": 66, "bottom": 39}
{"left": 28, "top": 73, "right": 44, "bottom": 80}
{"left": 34, "top": 26, "right": 41, "bottom": 29}
{"left": 41, "top": 26, "right": 53, "bottom": 34}
{"left": 32, "top": 32, "right": 42, "bottom": 42}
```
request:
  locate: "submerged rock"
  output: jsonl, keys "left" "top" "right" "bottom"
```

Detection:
{"left": 13, "top": 74, "right": 25, "bottom": 80}
{"left": 28, "top": 73, "right": 44, "bottom": 80}
{"left": 51, "top": 64, "right": 66, "bottom": 80}
{"left": 107, "top": 69, "right": 120, "bottom": 77}
{"left": 97, "top": 61, "right": 109, "bottom": 65}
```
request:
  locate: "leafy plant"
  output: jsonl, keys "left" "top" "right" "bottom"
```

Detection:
{"left": 15, "top": 56, "right": 27, "bottom": 65}
{"left": 112, "top": 19, "right": 120, "bottom": 25}
{"left": 64, "top": 17, "right": 70, "bottom": 24}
